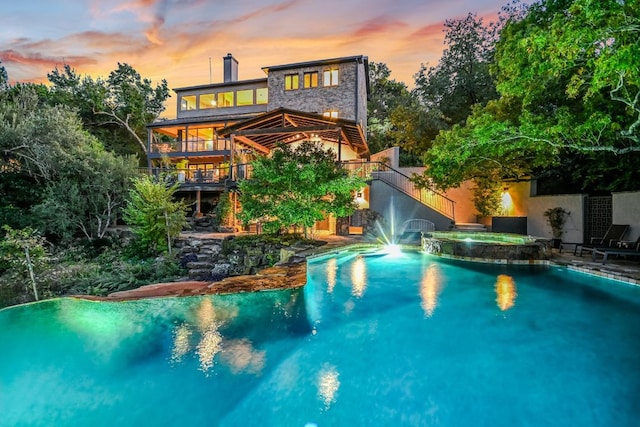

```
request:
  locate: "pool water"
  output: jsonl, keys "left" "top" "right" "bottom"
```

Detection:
{"left": 1, "top": 251, "right": 640, "bottom": 426}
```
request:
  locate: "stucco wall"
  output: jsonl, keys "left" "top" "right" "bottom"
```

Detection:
{"left": 371, "top": 147, "right": 399, "bottom": 168}
{"left": 526, "top": 194, "right": 585, "bottom": 241}
{"left": 613, "top": 192, "right": 640, "bottom": 241}
{"left": 369, "top": 180, "right": 454, "bottom": 233}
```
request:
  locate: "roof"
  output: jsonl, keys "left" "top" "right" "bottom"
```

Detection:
{"left": 217, "top": 108, "right": 368, "bottom": 157}
{"left": 173, "top": 78, "right": 267, "bottom": 93}
{"left": 261, "top": 55, "right": 368, "bottom": 73}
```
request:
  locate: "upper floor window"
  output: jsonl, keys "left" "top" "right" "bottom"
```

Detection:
{"left": 217, "top": 91, "right": 234, "bottom": 107}
{"left": 285, "top": 74, "right": 299, "bottom": 90}
{"left": 304, "top": 72, "right": 318, "bottom": 88}
{"left": 236, "top": 89, "right": 254, "bottom": 106}
{"left": 180, "top": 95, "right": 196, "bottom": 111}
{"left": 199, "top": 93, "right": 217, "bottom": 109}
{"left": 323, "top": 68, "right": 339, "bottom": 86}
{"left": 323, "top": 110, "right": 339, "bottom": 119}
{"left": 256, "top": 88, "right": 268, "bottom": 104}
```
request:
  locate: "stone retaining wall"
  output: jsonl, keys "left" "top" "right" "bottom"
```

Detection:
{"left": 175, "top": 236, "right": 310, "bottom": 281}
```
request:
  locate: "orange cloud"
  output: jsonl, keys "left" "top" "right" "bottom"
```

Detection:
{"left": 350, "top": 16, "right": 407, "bottom": 39}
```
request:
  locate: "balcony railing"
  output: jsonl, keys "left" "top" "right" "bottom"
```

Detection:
{"left": 150, "top": 138, "right": 231, "bottom": 154}
{"left": 140, "top": 163, "right": 253, "bottom": 185}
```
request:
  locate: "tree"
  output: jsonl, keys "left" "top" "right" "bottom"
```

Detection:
{"left": 47, "top": 63, "right": 169, "bottom": 159}
{"left": 367, "top": 62, "right": 414, "bottom": 153}
{"left": 419, "top": 0, "right": 640, "bottom": 192}
{"left": 238, "top": 142, "right": 365, "bottom": 237}
{"left": 0, "top": 85, "right": 137, "bottom": 240}
{"left": 413, "top": 13, "right": 499, "bottom": 127}
{"left": 123, "top": 175, "right": 189, "bottom": 256}
{"left": 0, "top": 225, "right": 49, "bottom": 301}
{"left": 0, "top": 61, "right": 8, "bottom": 91}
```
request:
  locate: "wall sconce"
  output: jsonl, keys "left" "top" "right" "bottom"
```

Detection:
{"left": 501, "top": 187, "right": 513, "bottom": 215}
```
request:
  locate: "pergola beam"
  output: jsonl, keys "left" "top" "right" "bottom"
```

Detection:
{"left": 235, "top": 125, "right": 341, "bottom": 136}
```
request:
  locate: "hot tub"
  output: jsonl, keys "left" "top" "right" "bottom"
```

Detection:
{"left": 422, "top": 232, "right": 549, "bottom": 264}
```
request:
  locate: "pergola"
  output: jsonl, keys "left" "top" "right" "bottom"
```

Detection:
{"left": 217, "top": 107, "right": 369, "bottom": 160}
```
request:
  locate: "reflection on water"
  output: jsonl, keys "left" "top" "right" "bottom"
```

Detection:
{"left": 196, "top": 324, "right": 223, "bottom": 373}
{"left": 221, "top": 338, "right": 265, "bottom": 374}
{"left": 351, "top": 257, "right": 367, "bottom": 298}
{"left": 170, "top": 323, "right": 192, "bottom": 363}
{"left": 326, "top": 258, "right": 338, "bottom": 293}
{"left": 420, "top": 264, "right": 441, "bottom": 317}
{"left": 495, "top": 274, "right": 517, "bottom": 311}
{"left": 318, "top": 364, "right": 340, "bottom": 409}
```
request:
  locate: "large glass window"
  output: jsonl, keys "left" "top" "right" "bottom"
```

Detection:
{"left": 217, "top": 91, "right": 234, "bottom": 107}
{"left": 323, "top": 68, "right": 339, "bottom": 86}
{"left": 199, "top": 93, "right": 217, "bottom": 109}
{"left": 304, "top": 72, "right": 318, "bottom": 88}
{"left": 256, "top": 88, "right": 268, "bottom": 104}
{"left": 285, "top": 74, "right": 299, "bottom": 90}
{"left": 237, "top": 89, "right": 254, "bottom": 106}
{"left": 180, "top": 95, "right": 196, "bottom": 111}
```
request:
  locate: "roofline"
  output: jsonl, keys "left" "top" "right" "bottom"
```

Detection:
{"left": 173, "top": 77, "right": 268, "bottom": 93}
{"left": 261, "top": 55, "right": 368, "bottom": 73}
{"left": 146, "top": 112, "right": 264, "bottom": 128}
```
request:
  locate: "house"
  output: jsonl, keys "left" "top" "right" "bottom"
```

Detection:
{"left": 146, "top": 53, "right": 370, "bottom": 229}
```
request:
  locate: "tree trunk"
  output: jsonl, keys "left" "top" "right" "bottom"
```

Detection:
{"left": 24, "top": 247, "right": 39, "bottom": 301}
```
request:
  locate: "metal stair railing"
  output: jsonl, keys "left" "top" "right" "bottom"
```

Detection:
{"left": 341, "top": 161, "right": 455, "bottom": 220}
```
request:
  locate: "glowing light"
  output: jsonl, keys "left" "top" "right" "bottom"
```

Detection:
{"left": 384, "top": 243, "right": 403, "bottom": 257}
{"left": 326, "top": 258, "right": 337, "bottom": 293}
{"left": 495, "top": 274, "right": 517, "bottom": 311}
{"left": 351, "top": 256, "right": 367, "bottom": 297}
{"left": 317, "top": 365, "right": 340, "bottom": 408}
{"left": 420, "top": 264, "right": 441, "bottom": 317}
{"left": 501, "top": 189, "right": 514, "bottom": 216}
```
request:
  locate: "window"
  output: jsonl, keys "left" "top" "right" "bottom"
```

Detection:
{"left": 323, "top": 110, "right": 339, "bottom": 119}
{"left": 180, "top": 95, "right": 196, "bottom": 111}
{"left": 237, "top": 89, "right": 253, "bottom": 106}
{"left": 217, "top": 91, "right": 234, "bottom": 107}
{"left": 323, "top": 68, "right": 339, "bottom": 86}
{"left": 199, "top": 93, "right": 217, "bottom": 109}
{"left": 256, "top": 88, "right": 268, "bottom": 104}
{"left": 304, "top": 71, "right": 318, "bottom": 88}
{"left": 285, "top": 74, "right": 299, "bottom": 90}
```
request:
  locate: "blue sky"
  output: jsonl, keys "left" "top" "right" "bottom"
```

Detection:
{"left": 1, "top": 0, "right": 506, "bottom": 107}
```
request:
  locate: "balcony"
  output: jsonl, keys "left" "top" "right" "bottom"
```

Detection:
{"left": 140, "top": 164, "right": 253, "bottom": 188}
{"left": 149, "top": 138, "right": 231, "bottom": 159}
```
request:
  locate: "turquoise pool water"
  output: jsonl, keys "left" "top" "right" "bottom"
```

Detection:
{"left": 1, "top": 251, "right": 640, "bottom": 426}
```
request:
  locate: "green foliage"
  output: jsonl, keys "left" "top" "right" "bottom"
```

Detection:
{"left": 238, "top": 142, "right": 365, "bottom": 236}
{"left": 0, "top": 225, "right": 49, "bottom": 301}
{"left": 414, "top": 13, "right": 499, "bottom": 126}
{"left": 123, "top": 175, "right": 189, "bottom": 256}
{"left": 214, "top": 192, "right": 233, "bottom": 228}
{"left": 419, "top": 0, "right": 640, "bottom": 193}
{"left": 544, "top": 207, "right": 570, "bottom": 238}
{"left": 47, "top": 63, "right": 169, "bottom": 160}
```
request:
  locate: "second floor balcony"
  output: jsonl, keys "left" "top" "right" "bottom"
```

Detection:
{"left": 149, "top": 138, "right": 231, "bottom": 158}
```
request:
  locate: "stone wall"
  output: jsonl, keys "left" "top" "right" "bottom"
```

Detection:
{"left": 267, "top": 61, "right": 361, "bottom": 121}
{"left": 175, "top": 236, "right": 311, "bottom": 281}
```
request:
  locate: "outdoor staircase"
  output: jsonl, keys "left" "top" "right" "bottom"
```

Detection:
{"left": 342, "top": 162, "right": 456, "bottom": 221}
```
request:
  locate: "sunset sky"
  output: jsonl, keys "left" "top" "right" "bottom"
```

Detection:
{"left": 1, "top": 0, "right": 506, "bottom": 116}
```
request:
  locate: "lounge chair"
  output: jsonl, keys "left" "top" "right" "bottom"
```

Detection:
{"left": 592, "top": 236, "right": 640, "bottom": 264}
{"left": 576, "top": 224, "right": 629, "bottom": 256}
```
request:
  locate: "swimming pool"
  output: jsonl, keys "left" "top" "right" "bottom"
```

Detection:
{"left": 1, "top": 251, "right": 639, "bottom": 426}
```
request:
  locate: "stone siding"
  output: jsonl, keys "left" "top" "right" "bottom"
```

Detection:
{"left": 267, "top": 62, "right": 360, "bottom": 121}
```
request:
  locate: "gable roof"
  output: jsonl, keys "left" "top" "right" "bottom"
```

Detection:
{"left": 217, "top": 108, "right": 368, "bottom": 156}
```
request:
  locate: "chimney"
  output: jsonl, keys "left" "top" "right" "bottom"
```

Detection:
{"left": 223, "top": 53, "right": 238, "bottom": 83}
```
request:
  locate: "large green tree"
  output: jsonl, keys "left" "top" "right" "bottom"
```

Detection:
{"left": 414, "top": 13, "right": 500, "bottom": 127}
{"left": 421, "top": 0, "right": 640, "bottom": 191}
{"left": 0, "top": 85, "right": 137, "bottom": 240}
{"left": 238, "top": 142, "right": 365, "bottom": 236}
{"left": 47, "top": 63, "right": 169, "bottom": 160}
